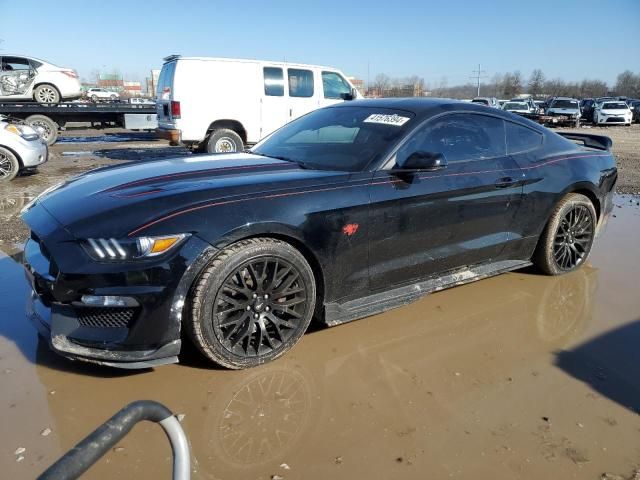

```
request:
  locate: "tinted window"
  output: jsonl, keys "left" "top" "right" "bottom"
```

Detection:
{"left": 156, "top": 62, "right": 176, "bottom": 99}
{"left": 506, "top": 122, "right": 543, "bottom": 154}
{"left": 602, "top": 102, "right": 628, "bottom": 110}
{"left": 1, "top": 56, "right": 31, "bottom": 71}
{"left": 398, "top": 113, "right": 506, "bottom": 164}
{"left": 322, "top": 71, "right": 351, "bottom": 99}
{"left": 288, "top": 69, "right": 314, "bottom": 98}
{"left": 551, "top": 100, "right": 579, "bottom": 108}
{"left": 264, "top": 67, "right": 284, "bottom": 96}
{"left": 252, "top": 107, "right": 414, "bottom": 172}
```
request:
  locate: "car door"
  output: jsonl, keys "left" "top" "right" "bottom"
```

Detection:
{"left": 320, "top": 71, "right": 352, "bottom": 107}
{"left": 287, "top": 68, "right": 317, "bottom": 121}
{"left": 0, "top": 56, "right": 35, "bottom": 98}
{"left": 260, "top": 66, "right": 289, "bottom": 138}
{"left": 368, "top": 112, "right": 523, "bottom": 291}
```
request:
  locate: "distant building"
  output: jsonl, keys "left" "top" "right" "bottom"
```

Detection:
{"left": 124, "top": 81, "right": 142, "bottom": 97}
{"left": 97, "top": 74, "right": 124, "bottom": 92}
{"left": 347, "top": 76, "right": 365, "bottom": 96}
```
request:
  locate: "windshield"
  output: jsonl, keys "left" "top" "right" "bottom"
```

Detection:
{"left": 504, "top": 103, "right": 527, "bottom": 110}
{"left": 602, "top": 102, "right": 628, "bottom": 110}
{"left": 551, "top": 100, "right": 579, "bottom": 109}
{"left": 252, "top": 106, "right": 415, "bottom": 172}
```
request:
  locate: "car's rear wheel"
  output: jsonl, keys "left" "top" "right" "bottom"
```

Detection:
{"left": 533, "top": 193, "right": 596, "bottom": 275}
{"left": 0, "top": 147, "right": 20, "bottom": 182}
{"left": 91, "top": 95, "right": 98, "bottom": 102}
{"left": 33, "top": 84, "right": 60, "bottom": 104}
{"left": 205, "top": 129, "right": 244, "bottom": 153}
{"left": 187, "top": 238, "right": 316, "bottom": 369}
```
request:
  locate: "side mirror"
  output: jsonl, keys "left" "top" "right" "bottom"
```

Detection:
{"left": 399, "top": 151, "right": 447, "bottom": 171}
{"left": 340, "top": 88, "right": 357, "bottom": 101}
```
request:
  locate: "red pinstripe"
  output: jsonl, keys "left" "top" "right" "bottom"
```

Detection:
{"left": 127, "top": 153, "right": 611, "bottom": 237}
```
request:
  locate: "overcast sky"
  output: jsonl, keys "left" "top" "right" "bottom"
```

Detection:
{"left": 2, "top": 0, "right": 639, "bottom": 86}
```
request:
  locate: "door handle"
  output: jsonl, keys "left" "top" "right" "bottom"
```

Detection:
{"left": 494, "top": 177, "right": 516, "bottom": 188}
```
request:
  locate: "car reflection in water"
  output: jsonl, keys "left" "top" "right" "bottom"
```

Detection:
{"left": 32, "top": 265, "right": 597, "bottom": 478}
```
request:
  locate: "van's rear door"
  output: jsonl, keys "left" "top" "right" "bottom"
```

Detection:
{"left": 156, "top": 61, "right": 177, "bottom": 128}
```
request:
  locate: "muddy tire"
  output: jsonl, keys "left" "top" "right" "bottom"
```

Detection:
{"left": 26, "top": 114, "right": 58, "bottom": 146}
{"left": 533, "top": 193, "right": 596, "bottom": 276}
{"left": 0, "top": 147, "right": 20, "bottom": 182}
{"left": 33, "top": 84, "right": 60, "bottom": 104}
{"left": 187, "top": 238, "right": 316, "bottom": 369}
{"left": 205, "top": 129, "right": 244, "bottom": 154}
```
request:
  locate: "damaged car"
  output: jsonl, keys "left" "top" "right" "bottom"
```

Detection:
{"left": 21, "top": 99, "right": 617, "bottom": 369}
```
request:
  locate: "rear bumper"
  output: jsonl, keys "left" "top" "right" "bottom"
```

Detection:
{"left": 156, "top": 128, "right": 182, "bottom": 145}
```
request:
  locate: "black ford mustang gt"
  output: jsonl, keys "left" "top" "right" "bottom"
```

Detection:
{"left": 21, "top": 99, "right": 617, "bottom": 369}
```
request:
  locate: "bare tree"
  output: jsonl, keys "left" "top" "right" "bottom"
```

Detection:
{"left": 502, "top": 71, "right": 523, "bottom": 98}
{"left": 372, "top": 73, "right": 390, "bottom": 97}
{"left": 490, "top": 73, "right": 502, "bottom": 97}
{"left": 615, "top": 70, "right": 640, "bottom": 97}
{"left": 528, "top": 69, "right": 545, "bottom": 97}
{"left": 579, "top": 79, "right": 608, "bottom": 98}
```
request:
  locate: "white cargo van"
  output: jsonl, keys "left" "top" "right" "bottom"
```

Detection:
{"left": 155, "top": 56, "right": 360, "bottom": 153}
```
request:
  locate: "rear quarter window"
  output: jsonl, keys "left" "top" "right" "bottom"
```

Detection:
{"left": 506, "top": 122, "right": 543, "bottom": 154}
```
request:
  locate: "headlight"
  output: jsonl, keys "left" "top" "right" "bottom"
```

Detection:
{"left": 4, "top": 123, "right": 40, "bottom": 141}
{"left": 82, "top": 234, "right": 189, "bottom": 261}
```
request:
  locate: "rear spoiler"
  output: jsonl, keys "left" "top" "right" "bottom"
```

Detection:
{"left": 557, "top": 132, "right": 612, "bottom": 151}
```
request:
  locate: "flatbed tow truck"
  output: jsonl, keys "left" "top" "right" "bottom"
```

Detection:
{"left": 0, "top": 101, "right": 157, "bottom": 145}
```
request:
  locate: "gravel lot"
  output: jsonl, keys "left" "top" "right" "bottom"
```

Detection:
{"left": 1, "top": 123, "right": 639, "bottom": 247}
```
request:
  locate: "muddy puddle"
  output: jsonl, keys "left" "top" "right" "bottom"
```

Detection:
{"left": 0, "top": 197, "right": 639, "bottom": 479}
{"left": 56, "top": 132, "right": 159, "bottom": 144}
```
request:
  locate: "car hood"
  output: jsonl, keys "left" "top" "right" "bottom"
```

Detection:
{"left": 25, "top": 153, "right": 345, "bottom": 239}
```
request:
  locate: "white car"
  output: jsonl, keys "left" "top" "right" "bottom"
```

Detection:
{"left": 0, "top": 117, "right": 48, "bottom": 181}
{"left": 156, "top": 56, "right": 361, "bottom": 153}
{"left": 0, "top": 55, "right": 81, "bottom": 103}
{"left": 502, "top": 101, "right": 532, "bottom": 114}
{"left": 85, "top": 88, "right": 120, "bottom": 102}
{"left": 593, "top": 101, "right": 633, "bottom": 125}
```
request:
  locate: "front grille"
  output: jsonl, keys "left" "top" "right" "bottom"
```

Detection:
{"left": 75, "top": 307, "right": 137, "bottom": 328}
{"left": 606, "top": 117, "right": 625, "bottom": 123}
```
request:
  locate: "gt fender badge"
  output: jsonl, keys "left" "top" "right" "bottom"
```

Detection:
{"left": 342, "top": 223, "right": 359, "bottom": 236}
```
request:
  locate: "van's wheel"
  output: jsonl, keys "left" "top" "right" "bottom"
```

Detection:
{"left": 205, "top": 129, "right": 244, "bottom": 153}
{"left": 0, "top": 147, "right": 20, "bottom": 182}
{"left": 187, "top": 238, "right": 316, "bottom": 369}
{"left": 533, "top": 193, "right": 596, "bottom": 276}
{"left": 26, "top": 115, "right": 59, "bottom": 146}
{"left": 33, "top": 84, "right": 60, "bottom": 104}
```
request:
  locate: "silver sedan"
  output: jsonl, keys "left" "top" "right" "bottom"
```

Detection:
{"left": 0, "top": 118, "right": 48, "bottom": 181}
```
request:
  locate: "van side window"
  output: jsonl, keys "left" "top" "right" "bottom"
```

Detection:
{"left": 322, "top": 71, "right": 352, "bottom": 99}
{"left": 288, "top": 69, "right": 314, "bottom": 98}
{"left": 264, "top": 67, "right": 284, "bottom": 96}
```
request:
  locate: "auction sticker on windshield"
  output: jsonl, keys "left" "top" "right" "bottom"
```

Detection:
{"left": 363, "top": 114, "right": 411, "bottom": 126}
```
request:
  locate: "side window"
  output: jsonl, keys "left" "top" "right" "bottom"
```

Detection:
{"left": 398, "top": 113, "right": 506, "bottom": 164}
{"left": 288, "top": 69, "right": 314, "bottom": 98}
{"left": 506, "top": 122, "right": 543, "bottom": 154}
{"left": 263, "top": 67, "right": 284, "bottom": 96}
{"left": 322, "top": 71, "right": 351, "bottom": 99}
{"left": 1, "top": 56, "right": 31, "bottom": 71}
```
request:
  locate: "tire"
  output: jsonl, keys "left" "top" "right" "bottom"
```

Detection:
{"left": 26, "top": 115, "right": 59, "bottom": 146}
{"left": 205, "top": 128, "right": 244, "bottom": 153}
{"left": 33, "top": 84, "right": 60, "bottom": 104}
{"left": 533, "top": 193, "right": 597, "bottom": 276}
{"left": 0, "top": 146, "right": 20, "bottom": 182}
{"left": 110, "top": 95, "right": 117, "bottom": 101}
{"left": 187, "top": 238, "right": 317, "bottom": 369}
{"left": 91, "top": 95, "right": 98, "bottom": 102}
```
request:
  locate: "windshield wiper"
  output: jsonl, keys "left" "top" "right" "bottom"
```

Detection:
{"left": 253, "top": 153, "right": 313, "bottom": 169}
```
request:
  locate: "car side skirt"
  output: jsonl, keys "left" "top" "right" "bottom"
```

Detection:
{"left": 324, "top": 259, "right": 532, "bottom": 326}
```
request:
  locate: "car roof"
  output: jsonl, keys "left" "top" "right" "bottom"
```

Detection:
{"left": 329, "top": 98, "right": 545, "bottom": 128}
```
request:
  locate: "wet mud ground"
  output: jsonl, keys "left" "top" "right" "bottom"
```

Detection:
{"left": 0, "top": 126, "right": 639, "bottom": 479}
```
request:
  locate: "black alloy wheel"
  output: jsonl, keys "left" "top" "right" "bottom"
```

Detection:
{"left": 214, "top": 257, "right": 308, "bottom": 357}
{"left": 552, "top": 205, "right": 594, "bottom": 271}
{"left": 533, "top": 193, "right": 596, "bottom": 276}
{"left": 188, "top": 238, "right": 316, "bottom": 369}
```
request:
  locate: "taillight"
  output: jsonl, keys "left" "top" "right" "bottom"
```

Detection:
{"left": 171, "top": 101, "right": 181, "bottom": 118}
{"left": 61, "top": 70, "right": 78, "bottom": 78}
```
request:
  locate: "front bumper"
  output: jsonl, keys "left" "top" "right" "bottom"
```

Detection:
{"left": 20, "top": 139, "right": 49, "bottom": 168}
{"left": 21, "top": 204, "right": 217, "bottom": 368}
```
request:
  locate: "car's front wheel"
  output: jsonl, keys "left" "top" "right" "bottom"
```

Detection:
{"left": 187, "top": 238, "right": 317, "bottom": 369}
{"left": 533, "top": 193, "right": 596, "bottom": 276}
{"left": 0, "top": 146, "right": 20, "bottom": 182}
